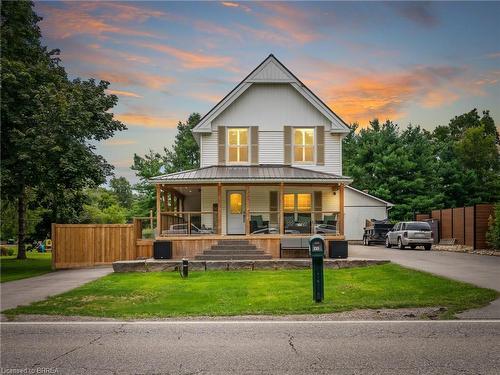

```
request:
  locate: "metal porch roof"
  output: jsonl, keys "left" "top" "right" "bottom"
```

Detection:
{"left": 150, "top": 165, "right": 352, "bottom": 184}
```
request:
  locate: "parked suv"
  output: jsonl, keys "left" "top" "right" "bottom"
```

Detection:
{"left": 385, "top": 221, "right": 433, "bottom": 250}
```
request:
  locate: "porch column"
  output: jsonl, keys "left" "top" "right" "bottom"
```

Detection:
{"left": 339, "top": 183, "right": 345, "bottom": 236}
{"left": 217, "top": 183, "right": 222, "bottom": 235}
{"left": 245, "top": 185, "right": 250, "bottom": 235}
{"left": 156, "top": 184, "right": 161, "bottom": 237}
{"left": 279, "top": 182, "right": 284, "bottom": 235}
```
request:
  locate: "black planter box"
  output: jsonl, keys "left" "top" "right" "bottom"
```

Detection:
{"left": 153, "top": 241, "right": 172, "bottom": 259}
{"left": 329, "top": 240, "right": 348, "bottom": 259}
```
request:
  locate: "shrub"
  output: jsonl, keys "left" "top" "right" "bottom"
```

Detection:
{"left": 0, "top": 245, "right": 15, "bottom": 256}
{"left": 486, "top": 203, "right": 500, "bottom": 250}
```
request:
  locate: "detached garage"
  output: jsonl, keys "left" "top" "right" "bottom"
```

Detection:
{"left": 344, "top": 186, "right": 394, "bottom": 241}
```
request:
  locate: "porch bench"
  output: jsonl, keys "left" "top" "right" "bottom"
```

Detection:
{"left": 280, "top": 238, "right": 310, "bottom": 258}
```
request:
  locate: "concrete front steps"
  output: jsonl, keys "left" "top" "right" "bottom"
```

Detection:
{"left": 194, "top": 239, "right": 272, "bottom": 260}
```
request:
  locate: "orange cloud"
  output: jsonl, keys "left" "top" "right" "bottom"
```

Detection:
{"left": 221, "top": 1, "right": 251, "bottom": 12}
{"left": 115, "top": 113, "right": 179, "bottom": 128}
{"left": 94, "top": 71, "right": 174, "bottom": 90}
{"left": 136, "top": 42, "right": 233, "bottom": 69}
{"left": 420, "top": 89, "right": 460, "bottom": 108}
{"left": 193, "top": 20, "right": 236, "bottom": 39}
{"left": 221, "top": 2, "right": 239, "bottom": 8}
{"left": 299, "top": 58, "right": 468, "bottom": 125}
{"left": 190, "top": 92, "right": 222, "bottom": 103}
{"left": 106, "top": 89, "right": 143, "bottom": 98}
{"left": 37, "top": 2, "right": 166, "bottom": 39}
{"left": 257, "top": 3, "right": 320, "bottom": 44}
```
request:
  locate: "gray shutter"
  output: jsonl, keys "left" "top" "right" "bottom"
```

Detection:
{"left": 269, "top": 191, "right": 278, "bottom": 225}
{"left": 251, "top": 126, "right": 259, "bottom": 165}
{"left": 314, "top": 191, "right": 322, "bottom": 221}
{"left": 284, "top": 126, "right": 292, "bottom": 165}
{"left": 316, "top": 126, "right": 324, "bottom": 166}
{"left": 218, "top": 126, "right": 225, "bottom": 165}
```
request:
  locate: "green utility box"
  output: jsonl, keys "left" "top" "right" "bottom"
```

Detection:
{"left": 309, "top": 235, "right": 325, "bottom": 303}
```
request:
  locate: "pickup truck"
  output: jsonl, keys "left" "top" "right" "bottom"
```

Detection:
{"left": 363, "top": 219, "right": 394, "bottom": 246}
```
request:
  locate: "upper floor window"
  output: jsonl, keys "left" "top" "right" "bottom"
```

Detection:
{"left": 293, "top": 128, "right": 314, "bottom": 163}
{"left": 228, "top": 128, "right": 248, "bottom": 163}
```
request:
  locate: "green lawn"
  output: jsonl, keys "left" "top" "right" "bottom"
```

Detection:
{"left": 1, "top": 250, "right": 52, "bottom": 283}
{"left": 3, "top": 264, "right": 496, "bottom": 319}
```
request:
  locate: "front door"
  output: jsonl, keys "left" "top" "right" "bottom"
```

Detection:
{"left": 227, "top": 191, "right": 245, "bottom": 235}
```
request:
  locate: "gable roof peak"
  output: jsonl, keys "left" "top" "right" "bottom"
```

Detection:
{"left": 192, "top": 54, "right": 350, "bottom": 136}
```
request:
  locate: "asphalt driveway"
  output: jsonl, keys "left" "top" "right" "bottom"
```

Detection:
{"left": 1, "top": 267, "right": 113, "bottom": 311}
{"left": 350, "top": 244, "right": 500, "bottom": 318}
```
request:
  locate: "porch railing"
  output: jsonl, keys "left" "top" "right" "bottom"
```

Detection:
{"left": 281, "top": 211, "right": 340, "bottom": 236}
{"left": 150, "top": 210, "right": 341, "bottom": 237}
{"left": 160, "top": 211, "right": 216, "bottom": 236}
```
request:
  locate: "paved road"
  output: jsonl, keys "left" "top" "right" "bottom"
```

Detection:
{"left": 0, "top": 267, "right": 113, "bottom": 311}
{"left": 1, "top": 321, "right": 499, "bottom": 374}
{"left": 350, "top": 244, "right": 500, "bottom": 291}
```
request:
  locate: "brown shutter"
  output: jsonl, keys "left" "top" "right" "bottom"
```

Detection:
{"left": 284, "top": 126, "right": 292, "bottom": 165}
{"left": 251, "top": 126, "right": 259, "bottom": 165}
{"left": 314, "top": 191, "right": 322, "bottom": 221}
{"left": 269, "top": 191, "right": 278, "bottom": 224}
{"left": 218, "top": 126, "right": 225, "bottom": 165}
{"left": 316, "top": 126, "right": 324, "bottom": 166}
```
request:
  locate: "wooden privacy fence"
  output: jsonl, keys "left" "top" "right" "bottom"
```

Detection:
{"left": 51, "top": 222, "right": 153, "bottom": 269}
{"left": 417, "top": 204, "right": 494, "bottom": 249}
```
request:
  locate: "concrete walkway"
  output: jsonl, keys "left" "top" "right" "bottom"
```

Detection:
{"left": 350, "top": 245, "right": 500, "bottom": 318}
{"left": 1, "top": 267, "right": 113, "bottom": 311}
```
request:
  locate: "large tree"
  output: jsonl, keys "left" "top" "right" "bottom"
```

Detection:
{"left": 431, "top": 109, "right": 499, "bottom": 207}
{"left": 131, "top": 113, "right": 201, "bottom": 214}
{"left": 343, "top": 120, "right": 442, "bottom": 219}
{"left": 1, "top": 2, "right": 125, "bottom": 259}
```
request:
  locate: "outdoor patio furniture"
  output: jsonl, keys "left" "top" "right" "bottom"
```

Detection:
{"left": 250, "top": 215, "right": 269, "bottom": 234}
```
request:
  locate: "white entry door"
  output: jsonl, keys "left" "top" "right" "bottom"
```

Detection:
{"left": 227, "top": 191, "right": 245, "bottom": 235}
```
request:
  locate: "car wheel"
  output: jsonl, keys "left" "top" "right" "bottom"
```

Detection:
{"left": 410, "top": 245, "right": 416, "bottom": 250}
{"left": 385, "top": 237, "right": 392, "bottom": 248}
{"left": 424, "top": 244, "right": 432, "bottom": 251}
{"left": 398, "top": 237, "right": 405, "bottom": 250}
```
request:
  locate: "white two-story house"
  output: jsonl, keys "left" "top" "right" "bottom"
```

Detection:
{"left": 149, "top": 55, "right": 392, "bottom": 258}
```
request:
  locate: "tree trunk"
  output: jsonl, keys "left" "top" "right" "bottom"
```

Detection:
{"left": 17, "top": 187, "right": 27, "bottom": 260}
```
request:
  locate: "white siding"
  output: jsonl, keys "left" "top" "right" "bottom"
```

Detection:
{"left": 200, "top": 132, "right": 218, "bottom": 167}
{"left": 198, "top": 83, "right": 343, "bottom": 174}
{"left": 250, "top": 61, "right": 290, "bottom": 81}
{"left": 292, "top": 133, "right": 342, "bottom": 175}
{"left": 212, "top": 84, "right": 331, "bottom": 131}
{"left": 259, "top": 131, "right": 283, "bottom": 164}
{"left": 344, "top": 187, "right": 389, "bottom": 241}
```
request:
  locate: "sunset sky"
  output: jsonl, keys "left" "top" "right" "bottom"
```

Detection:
{"left": 34, "top": 1, "right": 500, "bottom": 182}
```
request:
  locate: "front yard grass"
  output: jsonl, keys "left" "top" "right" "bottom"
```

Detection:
{"left": 1, "top": 250, "right": 52, "bottom": 283}
{"left": 4, "top": 263, "right": 496, "bottom": 319}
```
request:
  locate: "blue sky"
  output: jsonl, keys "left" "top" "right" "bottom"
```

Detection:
{"left": 34, "top": 1, "right": 500, "bottom": 182}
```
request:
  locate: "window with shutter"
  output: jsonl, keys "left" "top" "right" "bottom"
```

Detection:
{"left": 251, "top": 126, "right": 259, "bottom": 165}
{"left": 284, "top": 126, "right": 291, "bottom": 165}
{"left": 218, "top": 126, "right": 225, "bottom": 165}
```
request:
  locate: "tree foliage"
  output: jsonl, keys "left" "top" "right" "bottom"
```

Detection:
{"left": 344, "top": 109, "right": 499, "bottom": 220}
{"left": 131, "top": 113, "right": 201, "bottom": 216}
{"left": 1, "top": 2, "right": 125, "bottom": 258}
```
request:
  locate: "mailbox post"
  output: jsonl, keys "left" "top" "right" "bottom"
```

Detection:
{"left": 309, "top": 235, "right": 325, "bottom": 303}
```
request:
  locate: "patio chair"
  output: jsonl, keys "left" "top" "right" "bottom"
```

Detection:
{"left": 323, "top": 214, "right": 337, "bottom": 226}
{"left": 250, "top": 215, "right": 269, "bottom": 234}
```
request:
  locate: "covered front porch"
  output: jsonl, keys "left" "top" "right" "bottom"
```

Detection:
{"left": 154, "top": 182, "right": 345, "bottom": 238}
{"left": 139, "top": 166, "right": 351, "bottom": 258}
